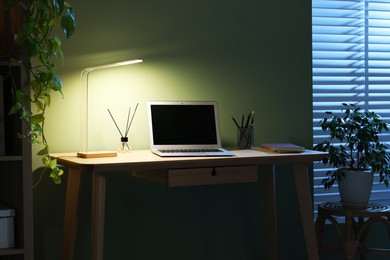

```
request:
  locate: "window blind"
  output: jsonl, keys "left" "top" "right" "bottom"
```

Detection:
{"left": 312, "top": 0, "right": 390, "bottom": 217}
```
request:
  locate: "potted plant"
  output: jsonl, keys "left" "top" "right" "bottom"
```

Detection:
{"left": 2, "top": 0, "right": 76, "bottom": 184}
{"left": 313, "top": 103, "right": 390, "bottom": 208}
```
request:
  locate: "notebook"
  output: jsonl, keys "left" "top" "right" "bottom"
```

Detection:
{"left": 147, "top": 101, "right": 235, "bottom": 157}
{"left": 260, "top": 143, "right": 305, "bottom": 153}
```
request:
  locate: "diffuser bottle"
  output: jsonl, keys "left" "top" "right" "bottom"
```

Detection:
{"left": 118, "top": 137, "right": 132, "bottom": 153}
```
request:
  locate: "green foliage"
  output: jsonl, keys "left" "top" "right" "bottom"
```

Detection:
{"left": 7, "top": 0, "right": 75, "bottom": 184}
{"left": 314, "top": 103, "right": 390, "bottom": 189}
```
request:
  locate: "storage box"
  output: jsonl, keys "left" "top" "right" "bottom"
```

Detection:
{"left": 0, "top": 203, "right": 15, "bottom": 248}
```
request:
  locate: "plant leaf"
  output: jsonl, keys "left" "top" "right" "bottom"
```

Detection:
{"left": 16, "top": 90, "right": 30, "bottom": 103}
{"left": 61, "top": 7, "right": 76, "bottom": 38}
{"left": 37, "top": 145, "right": 50, "bottom": 156}
{"left": 49, "top": 158, "right": 57, "bottom": 169}
{"left": 31, "top": 113, "right": 44, "bottom": 124}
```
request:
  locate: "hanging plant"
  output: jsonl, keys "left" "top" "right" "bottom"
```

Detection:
{"left": 5, "top": 0, "right": 76, "bottom": 184}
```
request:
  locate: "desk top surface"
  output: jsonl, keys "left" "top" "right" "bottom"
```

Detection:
{"left": 51, "top": 148, "right": 327, "bottom": 172}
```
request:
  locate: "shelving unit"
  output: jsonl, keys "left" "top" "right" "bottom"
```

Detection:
{"left": 0, "top": 63, "right": 33, "bottom": 260}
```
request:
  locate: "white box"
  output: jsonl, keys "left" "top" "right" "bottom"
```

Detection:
{"left": 0, "top": 203, "right": 15, "bottom": 248}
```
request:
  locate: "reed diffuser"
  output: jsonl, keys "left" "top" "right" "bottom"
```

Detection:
{"left": 107, "top": 103, "right": 138, "bottom": 152}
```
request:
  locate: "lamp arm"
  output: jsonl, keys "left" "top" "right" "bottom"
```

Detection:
{"left": 79, "top": 59, "right": 143, "bottom": 153}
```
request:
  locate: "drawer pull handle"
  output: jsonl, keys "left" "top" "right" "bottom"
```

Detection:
{"left": 211, "top": 167, "right": 217, "bottom": 176}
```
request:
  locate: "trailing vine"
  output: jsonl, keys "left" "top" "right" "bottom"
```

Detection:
{"left": 6, "top": 0, "right": 75, "bottom": 184}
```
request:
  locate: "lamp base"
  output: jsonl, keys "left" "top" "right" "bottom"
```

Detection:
{"left": 77, "top": 151, "right": 117, "bottom": 158}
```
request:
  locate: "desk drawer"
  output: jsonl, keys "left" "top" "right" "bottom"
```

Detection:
{"left": 133, "top": 165, "right": 258, "bottom": 187}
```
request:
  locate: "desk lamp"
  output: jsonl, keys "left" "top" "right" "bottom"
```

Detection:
{"left": 77, "top": 59, "right": 143, "bottom": 158}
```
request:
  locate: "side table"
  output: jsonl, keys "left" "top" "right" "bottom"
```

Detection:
{"left": 316, "top": 201, "right": 390, "bottom": 260}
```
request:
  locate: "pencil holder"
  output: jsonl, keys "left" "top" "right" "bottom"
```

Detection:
{"left": 118, "top": 137, "right": 132, "bottom": 153}
{"left": 237, "top": 127, "right": 254, "bottom": 149}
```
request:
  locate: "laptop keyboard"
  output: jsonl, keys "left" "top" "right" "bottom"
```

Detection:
{"left": 158, "top": 149, "right": 223, "bottom": 153}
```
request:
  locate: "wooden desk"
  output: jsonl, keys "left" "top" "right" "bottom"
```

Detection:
{"left": 52, "top": 149, "right": 326, "bottom": 260}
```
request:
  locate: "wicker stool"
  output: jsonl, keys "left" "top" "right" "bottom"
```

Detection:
{"left": 316, "top": 201, "right": 390, "bottom": 260}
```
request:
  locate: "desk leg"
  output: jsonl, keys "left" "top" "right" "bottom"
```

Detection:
{"left": 61, "top": 168, "right": 82, "bottom": 260}
{"left": 91, "top": 171, "right": 106, "bottom": 260}
{"left": 293, "top": 163, "right": 319, "bottom": 260}
{"left": 265, "top": 164, "right": 278, "bottom": 260}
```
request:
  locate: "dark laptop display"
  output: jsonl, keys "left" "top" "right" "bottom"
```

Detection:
{"left": 151, "top": 104, "right": 217, "bottom": 145}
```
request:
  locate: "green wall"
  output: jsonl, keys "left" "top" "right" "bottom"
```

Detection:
{"left": 33, "top": 0, "right": 313, "bottom": 259}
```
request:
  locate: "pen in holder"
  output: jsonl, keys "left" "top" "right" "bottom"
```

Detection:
{"left": 108, "top": 103, "right": 138, "bottom": 153}
{"left": 232, "top": 110, "right": 255, "bottom": 149}
{"left": 237, "top": 126, "right": 254, "bottom": 149}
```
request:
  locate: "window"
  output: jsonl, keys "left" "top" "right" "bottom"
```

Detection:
{"left": 312, "top": 0, "right": 390, "bottom": 216}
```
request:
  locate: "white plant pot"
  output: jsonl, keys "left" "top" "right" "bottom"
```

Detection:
{"left": 337, "top": 170, "right": 374, "bottom": 209}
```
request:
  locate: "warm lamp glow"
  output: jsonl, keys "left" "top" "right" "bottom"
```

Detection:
{"left": 79, "top": 59, "right": 143, "bottom": 158}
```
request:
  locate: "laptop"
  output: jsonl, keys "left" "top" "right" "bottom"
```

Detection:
{"left": 147, "top": 101, "right": 235, "bottom": 157}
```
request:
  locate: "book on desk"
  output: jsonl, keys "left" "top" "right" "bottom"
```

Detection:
{"left": 260, "top": 143, "right": 305, "bottom": 153}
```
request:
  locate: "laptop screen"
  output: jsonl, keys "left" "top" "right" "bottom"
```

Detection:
{"left": 147, "top": 101, "right": 222, "bottom": 149}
